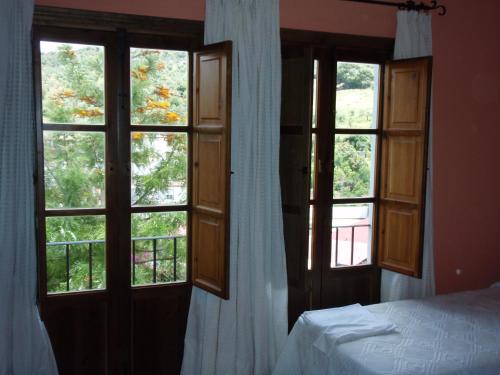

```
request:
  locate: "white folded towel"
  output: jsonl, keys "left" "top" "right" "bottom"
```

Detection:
{"left": 302, "top": 303, "right": 397, "bottom": 355}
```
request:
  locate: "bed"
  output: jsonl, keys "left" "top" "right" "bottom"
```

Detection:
{"left": 273, "top": 283, "right": 500, "bottom": 375}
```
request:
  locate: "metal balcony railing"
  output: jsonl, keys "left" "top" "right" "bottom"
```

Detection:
{"left": 332, "top": 224, "right": 370, "bottom": 267}
{"left": 46, "top": 235, "right": 185, "bottom": 291}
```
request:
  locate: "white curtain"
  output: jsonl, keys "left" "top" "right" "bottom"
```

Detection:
{"left": 380, "top": 10, "right": 435, "bottom": 302}
{"left": 0, "top": 0, "right": 59, "bottom": 374}
{"left": 181, "top": 0, "right": 288, "bottom": 374}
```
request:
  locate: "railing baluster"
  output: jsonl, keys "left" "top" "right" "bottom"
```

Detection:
{"left": 88, "top": 242, "right": 93, "bottom": 289}
{"left": 47, "top": 235, "right": 187, "bottom": 292}
{"left": 153, "top": 238, "right": 157, "bottom": 283}
{"left": 350, "top": 226, "right": 355, "bottom": 266}
{"left": 65, "top": 244, "right": 70, "bottom": 291}
{"left": 132, "top": 240, "right": 136, "bottom": 285}
{"left": 173, "top": 237, "right": 177, "bottom": 281}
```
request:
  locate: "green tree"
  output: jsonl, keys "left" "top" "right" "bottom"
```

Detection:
{"left": 336, "top": 62, "right": 374, "bottom": 90}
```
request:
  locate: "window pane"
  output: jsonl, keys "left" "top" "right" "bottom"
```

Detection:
{"left": 46, "top": 216, "right": 106, "bottom": 293}
{"left": 130, "top": 48, "right": 188, "bottom": 126}
{"left": 131, "top": 132, "right": 187, "bottom": 206}
{"left": 312, "top": 60, "right": 319, "bottom": 128}
{"left": 335, "top": 62, "right": 379, "bottom": 129}
{"left": 40, "top": 41, "right": 105, "bottom": 125}
{"left": 331, "top": 204, "right": 373, "bottom": 268}
{"left": 308, "top": 205, "right": 314, "bottom": 270}
{"left": 333, "top": 134, "right": 376, "bottom": 198}
{"left": 310, "top": 134, "right": 316, "bottom": 200}
{"left": 44, "top": 131, "right": 105, "bottom": 209}
{"left": 131, "top": 212, "right": 187, "bottom": 285}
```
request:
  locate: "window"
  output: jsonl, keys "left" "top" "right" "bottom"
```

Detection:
{"left": 307, "top": 59, "right": 381, "bottom": 274}
{"left": 36, "top": 29, "right": 231, "bottom": 296}
{"left": 280, "top": 42, "right": 431, "bottom": 314}
{"left": 38, "top": 37, "right": 189, "bottom": 293}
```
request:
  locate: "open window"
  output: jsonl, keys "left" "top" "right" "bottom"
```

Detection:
{"left": 191, "top": 41, "right": 232, "bottom": 299}
{"left": 280, "top": 42, "right": 431, "bottom": 313}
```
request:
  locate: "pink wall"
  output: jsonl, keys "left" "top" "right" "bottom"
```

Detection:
{"left": 35, "top": 0, "right": 500, "bottom": 294}
{"left": 432, "top": 0, "right": 500, "bottom": 293}
{"left": 34, "top": 0, "right": 397, "bottom": 37}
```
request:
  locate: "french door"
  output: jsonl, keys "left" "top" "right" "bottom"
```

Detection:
{"left": 280, "top": 44, "right": 392, "bottom": 326}
{"left": 34, "top": 26, "right": 197, "bottom": 374}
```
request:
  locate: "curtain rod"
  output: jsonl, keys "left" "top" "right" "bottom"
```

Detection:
{"left": 341, "top": 0, "right": 447, "bottom": 16}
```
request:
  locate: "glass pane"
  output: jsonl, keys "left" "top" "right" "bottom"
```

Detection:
{"left": 333, "top": 134, "right": 376, "bottom": 198}
{"left": 40, "top": 41, "right": 105, "bottom": 125}
{"left": 331, "top": 204, "right": 373, "bottom": 268}
{"left": 130, "top": 48, "right": 188, "bottom": 126}
{"left": 131, "top": 212, "right": 187, "bottom": 285}
{"left": 131, "top": 132, "right": 187, "bottom": 206}
{"left": 44, "top": 131, "right": 105, "bottom": 209}
{"left": 312, "top": 60, "right": 319, "bottom": 128}
{"left": 46, "top": 216, "right": 106, "bottom": 293}
{"left": 335, "top": 62, "right": 380, "bottom": 129}
{"left": 308, "top": 205, "right": 314, "bottom": 270}
{"left": 310, "top": 134, "right": 316, "bottom": 200}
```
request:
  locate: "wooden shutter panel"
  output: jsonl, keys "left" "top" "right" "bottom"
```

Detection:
{"left": 280, "top": 46, "right": 313, "bottom": 290}
{"left": 377, "top": 57, "right": 432, "bottom": 278}
{"left": 192, "top": 41, "right": 232, "bottom": 299}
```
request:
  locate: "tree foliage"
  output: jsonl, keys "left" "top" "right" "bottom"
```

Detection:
{"left": 336, "top": 62, "right": 375, "bottom": 90}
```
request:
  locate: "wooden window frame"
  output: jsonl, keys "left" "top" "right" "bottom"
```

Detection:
{"left": 280, "top": 34, "right": 393, "bottom": 313}
{"left": 310, "top": 47, "right": 389, "bottom": 277}
{"left": 32, "top": 13, "right": 204, "bottom": 307}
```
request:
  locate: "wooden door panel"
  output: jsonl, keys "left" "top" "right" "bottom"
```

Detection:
{"left": 192, "top": 212, "right": 226, "bottom": 295}
{"left": 196, "top": 54, "right": 226, "bottom": 126}
{"left": 381, "top": 135, "right": 423, "bottom": 203}
{"left": 44, "top": 299, "right": 107, "bottom": 375}
{"left": 192, "top": 42, "right": 232, "bottom": 299}
{"left": 132, "top": 287, "right": 190, "bottom": 375}
{"left": 280, "top": 46, "right": 313, "bottom": 327}
{"left": 384, "top": 60, "right": 430, "bottom": 131}
{"left": 378, "top": 203, "right": 420, "bottom": 276}
{"left": 193, "top": 133, "right": 225, "bottom": 213}
{"left": 280, "top": 135, "right": 308, "bottom": 207}
{"left": 320, "top": 267, "right": 380, "bottom": 308}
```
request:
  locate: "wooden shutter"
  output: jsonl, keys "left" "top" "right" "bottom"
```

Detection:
{"left": 280, "top": 46, "right": 313, "bottom": 290}
{"left": 192, "top": 41, "right": 232, "bottom": 299}
{"left": 377, "top": 57, "right": 432, "bottom": 278}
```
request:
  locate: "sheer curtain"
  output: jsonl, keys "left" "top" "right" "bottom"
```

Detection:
{"left": 0, "top": 0, "right": 58, "bottom": 374}
{"left": 181, "top": 0, "right": 288, "bottom": 374}
{"left": 380, "top": 10, "right": 435, "bottom": 302}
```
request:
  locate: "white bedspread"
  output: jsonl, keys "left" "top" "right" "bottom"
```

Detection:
{"left": 273, "top": 286, "right": 500, "bottom": 375}
{"left": 302, "top": 304, "right": 396, "bottom": 354}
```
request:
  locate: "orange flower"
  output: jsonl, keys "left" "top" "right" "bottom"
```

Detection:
{"left": 146, "top": 99, "right": 170, "bottom": 110}
{"left": 156, "top": 62, "right": 166, "bottom": 71}
{"left": 131, "top": 65, "right": 150, "bottom": 81}
{"left": 61, "top": 89, "right": 75, "bottom": 98}
{"left": 80, "top": 95, "right": 97, "bottom": 105}
{"left": 155, "top": 86, "right": 171, "bottom": 99}
{"left": 132, "top": 132, "right": 144, "bottom": 140}
{"left": 165, "top": 112, "right": 180, "bottom": 123}
{"left": 74, "top": 108, "right": 103, "bottom": 118}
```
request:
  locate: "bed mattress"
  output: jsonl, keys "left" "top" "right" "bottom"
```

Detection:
{"left": 273, "top": 286, "right": 500, "bottom": 375}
